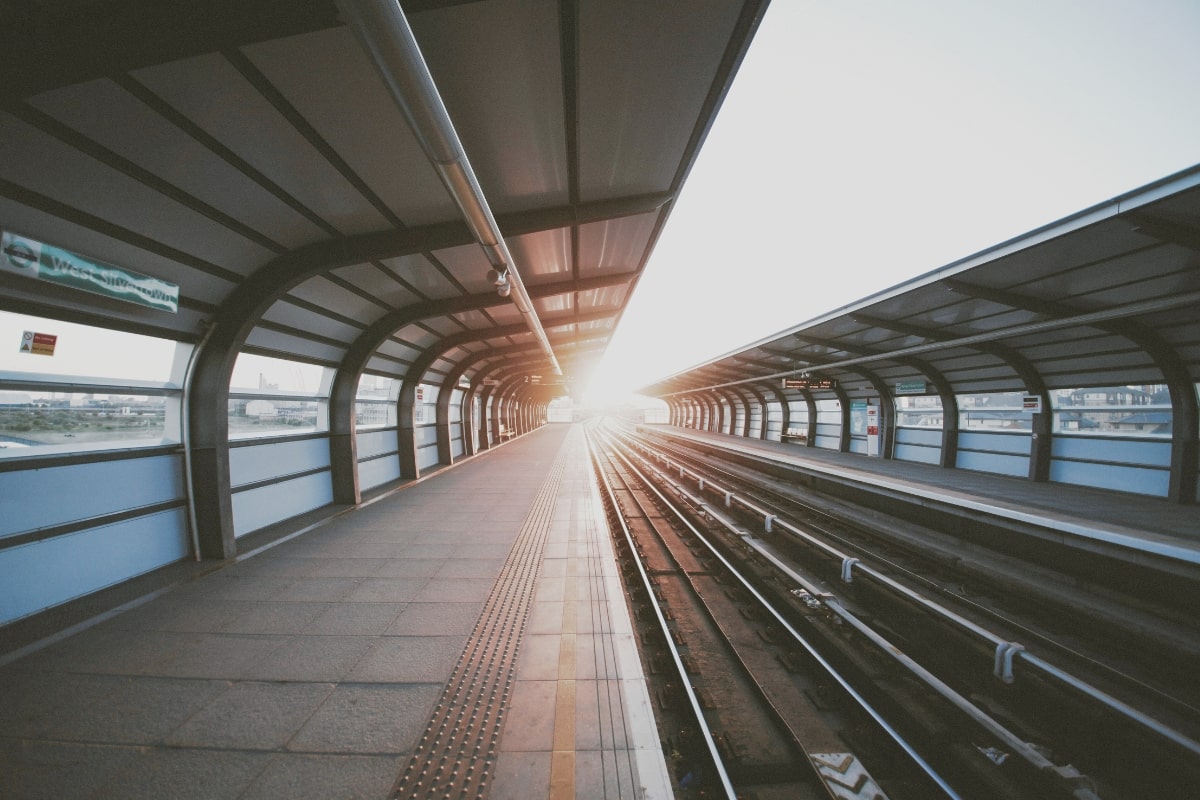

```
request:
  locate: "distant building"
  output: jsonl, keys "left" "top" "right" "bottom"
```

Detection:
{"left": 1111, "top": 411, "right": 1171, "bottom": 435}
{"left": 245, "top": 399, "right": 277, "bottom": 417}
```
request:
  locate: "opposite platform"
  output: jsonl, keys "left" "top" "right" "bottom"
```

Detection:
{"left": 0, "top": 424, "right": 670, "bottom": 799}
{"left": 649, "top": 424, "right": 1200, "bottom": 566}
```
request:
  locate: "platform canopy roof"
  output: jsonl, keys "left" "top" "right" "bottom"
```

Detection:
{"left": 639, "top": 166, "right": 1200, "bottom": 404}
{"left": 0, "top": 0, "right": 767, "bottom": 399}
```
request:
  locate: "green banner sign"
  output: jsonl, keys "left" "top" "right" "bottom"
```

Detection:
{"left": 895, "top": 380, "right": 927, "bottom": 395}
{"left": 2, "top": 231, "right": 178, "bottom": 313}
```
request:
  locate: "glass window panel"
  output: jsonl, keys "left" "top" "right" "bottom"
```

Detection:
{"left": 1, "top": 390, "right": 169, "bottom": 453}
{"left": 228, "top": 398, "right": 324, "bottom": 439}
{"left": 958, "top": 392, "right": 1031, "bottom": 431}
{"left": 1050, "top": 385, "right": 1171, "bottom": 437}
{"left": 896, "top": 394, "right": 943, "bottom": 428}
{"left": 355, "top": 401, "right": 394, "bottom": 429}
{"left": 0, "top": 311, "right": 178, "bottom": 383}
{"left": 815, "top": 397, "right": 841, "bottom": 424}
{"left": 230, "top": 353, "right": 327, "bottom": 396}
{"left": 356, "top": 374, "right": 397, "bottom": 400}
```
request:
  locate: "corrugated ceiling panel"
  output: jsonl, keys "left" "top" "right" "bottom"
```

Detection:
{"left": 243, "top": 327, "right": 345, "bottom": 365}
{"left": 132, "top": 53, "right": 392, "bottom": 236}
{"left": 417, "top": 317, "right": 468, "bottom": 338}
{"left": 576, "top": 283, "right": 630, "bottom": 311}
{"left": 243, "top": 26, "right": 456, "bottom": 228}
{"left": 364, "top": 356, "right": 407, "bottom": 377}
{"left": 0, "top": 110, "right": 272, "bottom": 274}
{"left": 508, "top": 229, "right": 571, "bottom": 280}
{"left": 376, "top": 339, "right": 421, "bottom": 362}
{"left": 577, "top": 213, "right": 660, "bottom": 273}
{"left": 536, "top": 293, "right": 572, "bottom": 314}
{"left": 259, "top": 303, "right": 363, "bottom": 343}
{"left": 288, "top": 276, "right": 386, "bottom": 324}
{"left": 421, "top": 243, "right": 490, "bottom": 296}
{"left": 578, "top": 0, "right": 742, "bottom": 200}
{"left": 333, "top": 261, "right": 424, "bottom": 308}
{"left": 412, "top": 0, "right": 568, "bottom": 214}
{"left": 29, "top": 79, "right": 329, "bottom": 248}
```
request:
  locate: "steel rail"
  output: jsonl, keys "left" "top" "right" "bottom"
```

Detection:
{"left": 585, "top": 428, "right": 738, "bottom": 799}
{"left": 593, "top": 424, "right": 960, "bottom": 799}
{"left": 614, "top": 424, "right": 1200, "bottom": 762}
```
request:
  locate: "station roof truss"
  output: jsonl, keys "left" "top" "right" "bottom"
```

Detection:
{"left": 0, "top": 0, "right": 768, "bottom": 396}
{"left": 639, "top": 167, "right": 1200, "bottom": 404}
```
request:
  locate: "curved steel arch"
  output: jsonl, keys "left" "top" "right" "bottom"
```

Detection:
{"left": 187, "top": 195, "right": 664, "bottom": 556}
{"left": 942, "top": 280, "right": 1198, "bottom": 502}
{"left": 436, "top": 339, "right": 605, "bottom": 461}
{"left": 396, "top": 311, "right": 613, "bottom": 477}
{"left": 849, "top": 310, "right": 1050, "bottom": 475}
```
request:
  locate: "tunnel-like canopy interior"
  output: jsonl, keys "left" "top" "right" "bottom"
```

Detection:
{"left": 0, "top": 0, "right": 769, "bottom": 560}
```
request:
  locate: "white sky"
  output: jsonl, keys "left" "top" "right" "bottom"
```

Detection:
{"left": 580, "top": 0, "right": 1200, "bottom": 406}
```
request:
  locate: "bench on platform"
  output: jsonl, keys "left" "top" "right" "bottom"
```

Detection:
{"left": 781, "top": 427, "right": 807, "bottom": 443}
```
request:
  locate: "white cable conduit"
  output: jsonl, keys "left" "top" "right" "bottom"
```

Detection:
{"left": 335, "top": 0, "right": 562, "bottom": 375}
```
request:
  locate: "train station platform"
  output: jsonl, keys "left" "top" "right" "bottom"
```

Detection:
{"left": 643, "top": 425, "right": 1200, "bottom": 569}
{"left": 0, "top": 424, "right": 671, "bottom": 800}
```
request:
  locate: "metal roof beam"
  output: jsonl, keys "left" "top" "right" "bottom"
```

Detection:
{"left": 338, "top": 0, "right": 561, "bottom": 374}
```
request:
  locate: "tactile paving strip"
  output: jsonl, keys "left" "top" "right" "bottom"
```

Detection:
{"left": 390, "top": 448, "right": 567, "bottom": 800}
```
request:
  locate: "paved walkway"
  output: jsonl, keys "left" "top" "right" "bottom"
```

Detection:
{"left": 0, "top": 424, "right": 669, "bottom": 799}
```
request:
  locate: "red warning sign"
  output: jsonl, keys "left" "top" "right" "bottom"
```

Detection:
{"left": 19, "top": 330, "right": 57, "bottom": 356}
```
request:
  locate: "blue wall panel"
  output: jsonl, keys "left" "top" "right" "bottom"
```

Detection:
{"left": 0, "top": 454, "right": 183, "bottom": 538}
{"left": 896, "top": 427, "right": 942, "bottom": 447}
{"left": 417, "top": 443, "right": 439, "bottom": 471}
{"left": 232, "top": 472, "right": 333, "bottom": 537}
{"left": 356, "top": 429, "right": 398, "bottom": 460}
{"left": 415, "top": 425, "right": 438, "bottom": 447}
{"left": 414, "top": 424, "right": 439, "bottom": 471}
{"left": 1051, "top": 436, "right": 1171, "bottom": 467}
{"left": 895, "top": 443, "right": 941, "bottom": 464}
{"left": 895, "top": 427, "right": 942, "bottom": 465}
{"left": 957, "top": 449, "right": 1028, "bottom": 477}
{"left": 359, "top": 454, "right": 401, "bottom": 491}
{"left": 958, "top": 431, "right": 1030, "bottom": 455}
{"left": 229, "top": 438, "right": 331, "bottom": 488}
{"left": 0, "top": 509, "right": 189, "bottom": 626}
{"left": 1049, "top": 460, "right": 1169, "bottom": 496}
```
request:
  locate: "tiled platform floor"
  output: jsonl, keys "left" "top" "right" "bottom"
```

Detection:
{"left": 0, "top": 424, "right": 670, "bottom": 799}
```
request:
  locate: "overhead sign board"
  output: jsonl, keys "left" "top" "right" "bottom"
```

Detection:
{"left": 1023, "top": 395, "right": 1042, "bottom": 412}
{"left": 482, "top": 379, "right": 499, "bottom": 386}
{"left": 2, "top": 231, "right": 179, "bottom": 313}
{"left": 782, "top": 377, "right": 836, "bottom": 390}
{"left": 895, "top": 381, "right": 926, "bottom": 395}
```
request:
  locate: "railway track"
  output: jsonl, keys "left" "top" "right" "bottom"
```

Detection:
{"left": 587, "top": 420, "right": 1200, "bottom": 799}
{"left": 630, "top": 424, "right": 1200, "bottom": 704}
